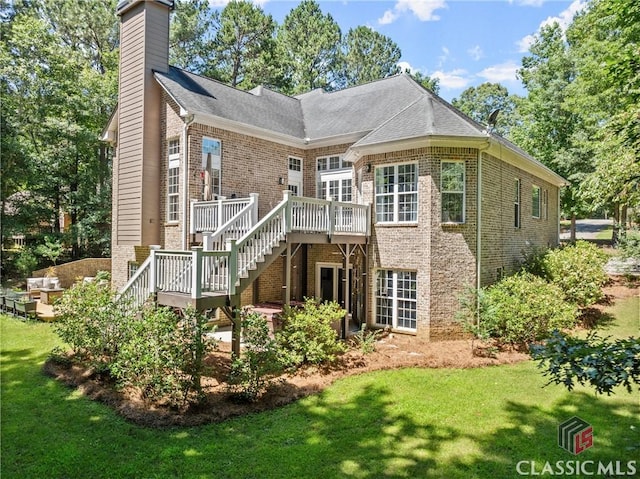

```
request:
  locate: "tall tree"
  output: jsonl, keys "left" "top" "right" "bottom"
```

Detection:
{"left": 341, "top": 26, "right": 401, "bottom": 87}
{"left": 565, "top": 0, "right": 640, "bottom": 231}
{"left": 0, "top": 0, "right": 118, "bottom": 261}
{"left": 211, "top": 0, "right": 280, "bottom": 89}
{"left": 277, "top": 0, "right": 341, "bottom": 94}
{"left": 516, "top": 23, "right": 591, "bottom": 240}
{"left": 452, "top": 83, "right": 521, "bottom": 138}
{"left": 169, "top": 0, "right": 215, "bottom": 74}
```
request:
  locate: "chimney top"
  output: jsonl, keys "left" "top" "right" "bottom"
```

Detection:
{"left": 116, "top": 0, "right": 174, "bottom": 16}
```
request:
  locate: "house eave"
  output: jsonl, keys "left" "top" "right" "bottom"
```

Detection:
{"left": 100, "top": 107, "right": 118, "bottom": 143}
{"left": 348, "top": 135, "right": 490, "bottom": 162}
{"left": 192, "top": 112, "right": 307, "bottom": 148}
{"left": 486, "top": 140, "right": 568, "bottom": 188}
{"left": 347, "top": 134, "right": 568, "bottom": 187}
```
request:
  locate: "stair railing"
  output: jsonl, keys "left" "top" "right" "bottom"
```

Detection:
{"left": 117, "top": 255, "right": 153, "bottom": 310}
{"left": 202, "top": 193, "right": 258, "bottom": 251}
{"left": 227, "top": 192, "right": 291, "bottom": 295}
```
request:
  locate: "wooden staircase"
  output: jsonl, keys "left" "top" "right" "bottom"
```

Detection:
{"left": 117, "top": 191, "right": 370, "bottom": 312}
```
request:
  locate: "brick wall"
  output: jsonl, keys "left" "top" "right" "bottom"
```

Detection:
{"left": 480, "top": 153, "right": 560, "bottom": 286}
{"left": 428, "top": 148, "right": 478, "bottom": 339}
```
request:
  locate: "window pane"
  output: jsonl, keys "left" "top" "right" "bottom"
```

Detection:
{"left": 288, "top": 157, "right": 301, "bottom": 171}
{"left": 342, "top": 179, "right": 352, "bottom": 202}
{"left": 329, "top": 156, "right": 341, "bottom": 170}
{"left": 532, "top": 186, "right": 541, "bottom": 218}
{"left": 398, "top": 193, "right": 417, "bottom": 222}
{"left": 442, "top": 193, "right": 464, "bottom": 223}
{"left": 375, "top": 166, "right": 395, "bottom": 194}
{"left": 375, "top": 271, "right": 393, "bottom": 326}
{"left": 317, "top": 158, "right": 327, "bottom": 171}
{"left": 376, "top": 194, "right": 394, "bottom": 222}
{"left": 328, "top": 180, "right": 339, "bottom": 201}
{"left": 441, "top": 162, "right": 464, "bottom": 192}
{"left": 398, "top": 164, "right": 417, "bottom": 192}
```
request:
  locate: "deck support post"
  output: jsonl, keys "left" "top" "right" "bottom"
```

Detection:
{"left": 343, "top": 243, "right": 351, "bottom": 338}
{"left": 283, "top": 242, "right": 291, "bottom": 306}
{"left": 230, "top": 298, "right": 242, "bottom": 358}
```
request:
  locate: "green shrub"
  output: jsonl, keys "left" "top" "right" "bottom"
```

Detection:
{"left": 228, "top": 309, "right": 285, "bottom": 401}
{"left": 111, "top": 306, "right": 215, "bottom": 405}
{"left": 15, "top": 248, "right": 38, "bottom": 277}
{"left": 459, "top": 273, "right": 578, "bottom": 346}
{"left": 530, "top": 330, "right": 640, "bottom": 395}
{"left": 456, "top": 286, "right": 497, "bottom": 341}
{"left": 351, "top": 324, "right": 382, "bottom": 354}
{"left": 543, "top": 241, "right": 609, "bottom": 308}
{"left": 520, "top": 245, "right": 549, "bottom": 278}
{"left": 276, "top": 298, "right": 347, "bottom": 368}
{"left": 53, "top": 280, "right": 124, "bottom": 370}
{"left": 617, "top": 228, "right": 640, "bottom": 260}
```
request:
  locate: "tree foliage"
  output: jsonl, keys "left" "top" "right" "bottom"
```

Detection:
{"left": 530, "top": 330, "right": 640, "bottom": 395}
{"left": 452, "top": 82, "right": 521, "bottom": 137}
{"left": 277, "top": 0, "right": 342, "bottom": 94}
{"left": 169, "top": 0, "right": 215, "bottom": 73}
{"left": 1, "top": 0, "right": 117, "bottom": 263}
{"left": 341, "top": 26, "right": 401, "bottom": 87}
{"left": 211, "top": 0, "right": 280, "bottom": 89}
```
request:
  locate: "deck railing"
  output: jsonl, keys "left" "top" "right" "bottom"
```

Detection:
{"left": 289, "top": 196, "right": 370, "bottom": 236}
{"left": 121, "top": 192, "right": 371, "bottom": 304}
{"left": 190, "top": 196, "right": 255, "bottom": 234}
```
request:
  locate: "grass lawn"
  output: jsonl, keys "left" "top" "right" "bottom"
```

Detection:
{"left": 1, "top": 300, "right": 638, "bottom": 479}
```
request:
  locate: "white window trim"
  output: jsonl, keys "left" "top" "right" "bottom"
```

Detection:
{"left": 167, "top": 138, "right": 180, "bottom": 223}
{"left": 440, "top": 160, "right": 466, "bottom": 224}
{"left": 532, "top": 185, "right": 541, "bottom": 219}
{"left": 287, "top": 156, "right": 303, "bottom": 196}
{"left": 202, "top": 137, "right": 222, "bottom": 199}
{"left": 317, "top": 169, "right": 352, "bottom": 201}
{"left": 514, "top": 178, "right": 521, "bottom": 229}
{"left": 374, "top": 161, "right": 419, "bottom": 224}
{"left": 374, "top": 269, "right": 417, "bottom": 332}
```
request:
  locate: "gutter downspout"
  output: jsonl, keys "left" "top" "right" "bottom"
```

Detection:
{"left": 182, "top": 114, "right": 195, "bottom": 250}
{"left": 476, "top": 139, "right": 491, "bottom": 327}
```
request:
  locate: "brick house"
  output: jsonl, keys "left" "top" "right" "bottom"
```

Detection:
{"left": 104, "top": 0, "right": 566, "bottom": 350}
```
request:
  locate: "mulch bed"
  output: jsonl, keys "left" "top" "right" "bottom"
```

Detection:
{"left": 43, "top": 277, "right": 637, "bottom": 428}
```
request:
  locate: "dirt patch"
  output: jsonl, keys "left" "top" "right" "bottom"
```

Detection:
{"left": 43, "top": 278, "right": 637, "bottom": 428}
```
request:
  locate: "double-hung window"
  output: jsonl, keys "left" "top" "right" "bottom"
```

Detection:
{"left": 441, "top": 161, "right": 465, "bottom": 223}
{"left": 375, "top": 270, "right": 417, "bottom": 331}
{"left": 375, "top": 163, "right": 418, "bottom": 223}
{"left": 532, "top": 185, "right": 541, "bottom": 219}
{"left": 317, "top": 155, "right": 352, "bottom": 202}
{"left": 167, "top": 139, "right": 180, "bottom": 223}
{"left": 514, "top": 178, "right": 521, "bottom": 229}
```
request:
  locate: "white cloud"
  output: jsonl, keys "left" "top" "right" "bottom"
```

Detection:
{"left": 379, "top": 9, "right": 399, "bottom": 25}
{"left": 477, "top": 61, "right": 520, "bottom": 84}
{"left": 378, "top": 0, "right": 447, "bottom": 25}
{"left": 432, "top": 69, "right": 471, "bottom": 90}
{"left": 467, "top": 45, "right": 483, "bottom": 61}
{"left": 516, "top": 0, "right": 587, "bottom": 52}
{"left": 540, "top": 0, "right": 586, "bottom": 30}
{"left": 397, "top": 61, "right": 416, "bottom": 74}
{"left": 517, "top": 34, "right": 536, "bottom": 53}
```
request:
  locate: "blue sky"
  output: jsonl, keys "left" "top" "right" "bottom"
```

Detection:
{"left": 211, "top": 0, "right": 586, "bottom": 102}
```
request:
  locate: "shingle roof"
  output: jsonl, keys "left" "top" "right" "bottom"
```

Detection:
{"left": 154, "top": 67, "right": 306, "bottom": 138}
{"left": 152, "top": 67, "right": 565, "bottom": 185}
{"left": 295, "top": 74, "right": 425, "bottom": 140}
